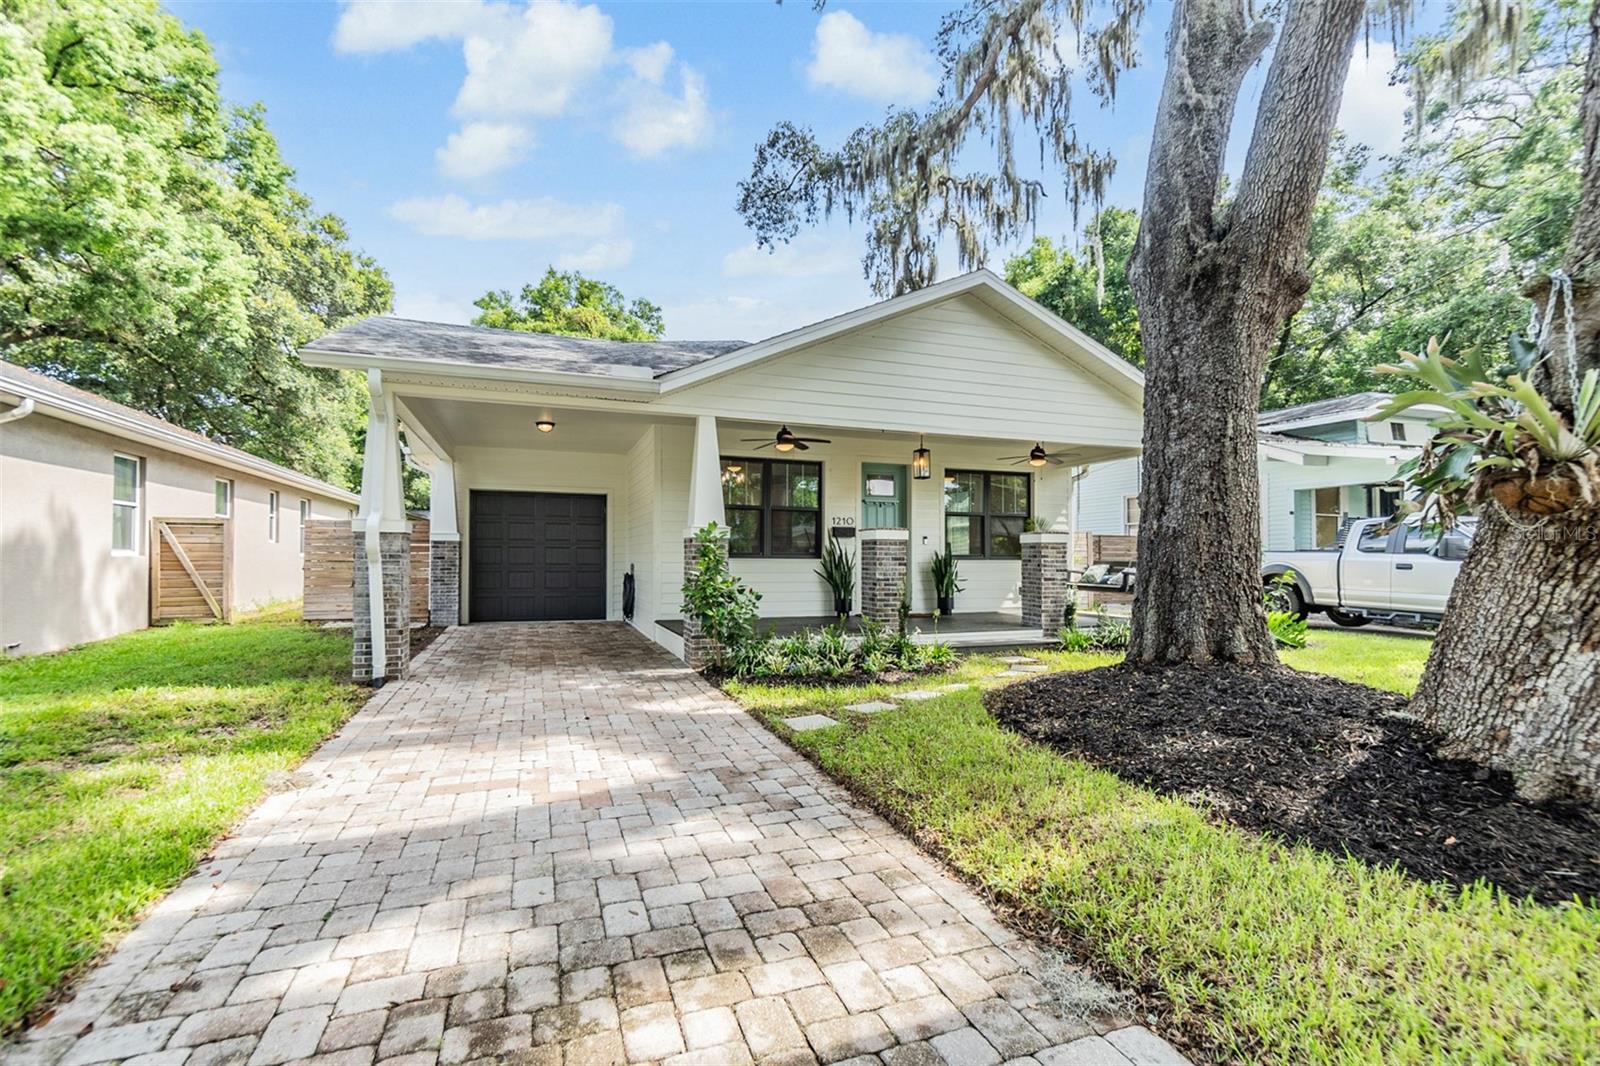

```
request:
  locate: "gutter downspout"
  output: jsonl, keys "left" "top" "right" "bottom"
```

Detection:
{"left": 0, "top": 398, "right": 36, "bottom": 425}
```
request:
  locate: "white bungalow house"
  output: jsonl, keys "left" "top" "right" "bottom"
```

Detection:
{"left": 1077, "top": 391, "right": 1442, "bottom": 551}
{"left": 300, "top": 270, "right": 1145, "bottom": 681}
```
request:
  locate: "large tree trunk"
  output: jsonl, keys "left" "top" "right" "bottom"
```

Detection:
{"left": 1127, "top": 0, "right": 1366, "bottom": 662}
{"left": 1410, "top": 0, "right": 1600, "bottom": 803}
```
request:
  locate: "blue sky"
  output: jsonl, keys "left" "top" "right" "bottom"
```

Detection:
{"left": 168, "top": 1, "right": 1415, "bottom": 341}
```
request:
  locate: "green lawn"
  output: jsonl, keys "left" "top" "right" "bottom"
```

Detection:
{"left": 726, "top": 631, "right": 1600, "bottom": 1063}
{"left": 0, "top": 605, "right": 361, "bottom": 1034}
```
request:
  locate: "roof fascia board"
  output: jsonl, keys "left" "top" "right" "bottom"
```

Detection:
{"left": 9, "top": 383, "right": 359, "bottom": 503}
{"left": 300, "top": 347, "right": 664, "bottom": 397}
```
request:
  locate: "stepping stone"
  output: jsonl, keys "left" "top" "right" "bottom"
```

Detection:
{"left": 1011, "top": 663, "right": 1049, "bottom": 672}
{"left": 995, "top": 670, "right": 1036, "bottom": 679}
{"left": 999, "top": 656, "right": 1040, "bottom": 665}
{"left": 891, "top": 690, "right": 947, "bottom": 702}
{"left": 842, "top": 701, "right": 897, "bottom": 714}
{"left": 783, "top": 714, "right": 840, "bottom": 732}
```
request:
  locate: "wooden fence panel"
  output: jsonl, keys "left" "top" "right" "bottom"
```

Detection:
{"left": 151, "top": 517, "right": 231, "bottom": 624}
{"left": 302, "top": 518, "right": 429, "bottom": 623}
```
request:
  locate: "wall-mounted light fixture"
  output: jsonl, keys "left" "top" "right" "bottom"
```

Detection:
{"left": 912, "top": 435, "right": 931, "bottom": 480}
{"left": 536, "top": 419, "right": 556, "bottom": 433}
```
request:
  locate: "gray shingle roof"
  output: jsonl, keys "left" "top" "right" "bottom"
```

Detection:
{"left": 1257, "top": 391, "right": 1392, "bottom": 427}
{"left": 304, "top": 317, "right": 748, "bottom": 378}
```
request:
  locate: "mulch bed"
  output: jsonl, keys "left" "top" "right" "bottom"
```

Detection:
{"left": 409, "top": 626, "right": 445, "bottom": 657}
{"left": 989, "top": 663, "right": 1600, "bottom": 905}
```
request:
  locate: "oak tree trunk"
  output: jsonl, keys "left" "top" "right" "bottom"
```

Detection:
{"left": 1410, "top": 0, "right": 1600, "bottom": 803}
{"left": 1127, "top": 0, "right": 1367, "bottom": 662}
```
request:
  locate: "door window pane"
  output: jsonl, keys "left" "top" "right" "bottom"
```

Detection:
{"left": 771, "top": 462, "right": 819, "bottom": 508}
{"left": 771, "top": 511, "right": 818, "bottom": 556}
{"left": 722, "top": 461, "right": 762, "bottom": 507}
{"left": 989, "top": 516, "right": 1023, "bottom": 558}
{"left": 945, "top": 515, "right": 980, "bottom": 556}
{"left": 726, "top": 508, "right": 761, "bottom": 556}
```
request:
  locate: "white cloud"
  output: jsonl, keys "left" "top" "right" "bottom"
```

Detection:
{"left": 662, "top": 292, "right": 863, "bottom": 343}
{"left": 1337, "top": 43, "right": 1408, "bottom": 156}
{"left": 722, "top": 234, "right": 858, "bottom": 280}
{"left": 454, "top": 2, "right": 614, "bottom": 118}
{"left": 435, "top": 122, "right": 531, "bottom": 179}
{"left": 612, "top": 58, "right": 713, "bottom": 158}
{"left": 805, "top": 10, "right": 937, "bottom": 103}
{"left": 332, "top": 0, "right": 498, "bottom": 53}
{"left": 557, "top": 239, "right": 635, "bottom": 271}
{"left": 388, "top": 194, "right": 623, "bottom": 242}
{"left": 624, "top": 42, "right": 674, "bottom": 84}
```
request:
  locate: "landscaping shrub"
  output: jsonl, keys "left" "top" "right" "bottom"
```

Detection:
{"left": 1268, "top": 609, "right": 1309, "bottom": 648}
{"left": 722, "top": 618, "right": 953, "bottom": 683}
{"left": 1059, "top": 618, "right": 1132, "bottom": 652}
{"left": 680, "top": 523, "right": 761, "bottom": 668}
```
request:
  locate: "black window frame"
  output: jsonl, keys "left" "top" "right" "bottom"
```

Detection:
{"left": 720, "top": 456, "right": 824, "bottom": 559}
{"left": 943, "top": 469, "right": 1032, "bottom": 559}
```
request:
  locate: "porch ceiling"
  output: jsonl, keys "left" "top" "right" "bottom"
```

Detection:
{"left": 399, "top": 396, "right": 683, "bottom": 454}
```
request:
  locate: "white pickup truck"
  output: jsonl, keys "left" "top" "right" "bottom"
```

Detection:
{"left": 1261, "top": 516, "right": 1474, "bottom": 626}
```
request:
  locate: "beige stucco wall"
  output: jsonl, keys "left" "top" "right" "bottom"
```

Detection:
{"left": 0, "top": 413, "right": 354, "bottom": 656}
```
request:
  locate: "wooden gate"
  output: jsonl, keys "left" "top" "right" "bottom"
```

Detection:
{"left": 150, "top": 517, "right": 232, "bottom": 624}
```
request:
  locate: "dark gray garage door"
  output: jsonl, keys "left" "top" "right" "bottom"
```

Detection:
{"left": 469, "top": 491, "right": 606, "bottom": 622}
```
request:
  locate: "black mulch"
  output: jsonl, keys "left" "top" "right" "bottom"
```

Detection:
{"left": 988, "top": 663, "right": 1600, "bottom": 905}
{"left": 410, "top": 626, "right": 445, "bottom": 657}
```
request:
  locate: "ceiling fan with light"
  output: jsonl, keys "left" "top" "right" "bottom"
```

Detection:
{"left": 997, "top": 443, "right": 1066, "bottom": 467}
{"left": 741, "top": 425, "right": 832, "bottom": 452}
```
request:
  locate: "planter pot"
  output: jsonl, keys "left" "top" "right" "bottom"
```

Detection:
{"left": 937, "top": 595, "right": 955, "bottom": 616}
{"left": 1487, "top": 473, "right": 1595, "bottom": 517}
{"left": 833, "top": 595, "right": 852, "bottom": 618}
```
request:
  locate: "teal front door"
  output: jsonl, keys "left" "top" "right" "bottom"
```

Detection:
{"left": 862, "top": 464, "right": 907, "bottom": 529}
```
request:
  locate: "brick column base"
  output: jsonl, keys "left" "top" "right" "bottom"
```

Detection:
{"left": 681, "top": 535, "right": 723, "bottom": 669}
{"left": 859, "top": 528, "right": 909, "bottom": 628}
{"left": 1021, "top": 531, "right": 1073, "bottom": 636}
{"left": 353, "top": 529, "right": 412, "bottom": 683}
{"left": 428, "top": 539, "right": 460, "bottom": 627}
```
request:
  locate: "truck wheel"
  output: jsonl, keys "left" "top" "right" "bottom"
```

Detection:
{"left": 1264, "top": 579, "right": 1307, "bottom": 620}
{"left": 1326, "top": 609, "right": 1371, "bottom": 628}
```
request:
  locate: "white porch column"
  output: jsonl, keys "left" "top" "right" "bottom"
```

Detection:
{"left": 352, "top": 370, "right": 410, "bottom": 684}
{"left": 685, "top": 415, "right": 725, "bottom": 535}
{"left": 424, "top": 458, "right": 460, "bottom": 626}
{"left": 681, "top": 415, "right": 726, "bottom": 667}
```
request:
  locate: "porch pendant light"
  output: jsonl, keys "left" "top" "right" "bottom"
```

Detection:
{"left": 536, "top": 419, "right": 556, "bottom": 433}
{"left": 912, "top": 435, "right": 931, "bottom": 479}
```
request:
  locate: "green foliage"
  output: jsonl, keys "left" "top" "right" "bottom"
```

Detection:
{"left": 0, "top": 1, "right": 391, "bottom": 486}
{"left": 473, "top": 267, "right": 663, "bottom": 341}
{"left": 723, "top": 617, "right": 952, "bottom": 682}
{"left": 680, "top": 524, "right": 762, "bottom": 668}
{"left": 1267, "top": 611, "right": 1310, "bottom": 649}
{"left": 1376, "top": 336, "right": 1600, "bottom": 521}
{"left": 0, "top": 604, "right": 360, "bottom": 1033}
{"left": 930, "top": 544, "right": 963, "bottom": 601}
{"left": 814, "top": 539, "right": 857, "bottom": 614}
{"left": 731, "top": 648, "right": 1599, "bottom": 1063}
{"left": 1004, "top": 209, "right": 1142, "bottom": 367}
{"left": 1058, "top": 619, "right": 1131, "bottom": 652}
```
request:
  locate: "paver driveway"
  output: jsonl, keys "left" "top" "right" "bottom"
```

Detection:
{"left": 10, "top": 623, "right": 1186, "bottom": 1066}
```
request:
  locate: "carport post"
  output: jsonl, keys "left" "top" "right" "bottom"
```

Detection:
{"left": 353, "top": 370, "right": 410, "bottom": 685}
{"left": 682, "top": 415, "right": 726, "bottom": 667}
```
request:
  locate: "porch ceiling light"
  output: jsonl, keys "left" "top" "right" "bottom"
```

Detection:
{"left": 536, "top": 419, "right": 556, "bottom": 433}
{"left": 1028, "top": 444, "right": 1048, "bottom": 467}
{"left": 912, "top": 435, "right": 931, "bottom": 480}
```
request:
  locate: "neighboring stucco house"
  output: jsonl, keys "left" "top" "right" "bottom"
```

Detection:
{"left": 300, "top": 270, "right": 1146, "bottom": 680}
{"left": 1078, "top": 391, "right": 1442, "bottom": 550}
{"left": 0, "top": 361, "right": 359, "bottom": 656}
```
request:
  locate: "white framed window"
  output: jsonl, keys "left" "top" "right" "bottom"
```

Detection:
{"left": 112, "top": 454, "right": 142, "bottom": 555}
{"left": 214, "top": 478, "right": 232, "bottom": 517}
{"left": 1123, "top": 495, "right": 1141, "bottom": 534}
{"left": 268, "top": 491, "right": 279, "bottom": 542}
{"left": 1391, "top": 422, "right": 1408, "bottom": 442}
{"left": 298, "top": 499, "right": 310, "bottom": 553}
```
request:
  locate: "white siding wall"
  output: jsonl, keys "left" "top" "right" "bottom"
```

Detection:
{"left": 1075, "top": 458, "right": 1141, "bottom": 535}
{"left": 1260, "top": 455, "right": 1411, "bottom": 550}
{"left": 658, "top": 295, "right": 1142, "bottom": 450}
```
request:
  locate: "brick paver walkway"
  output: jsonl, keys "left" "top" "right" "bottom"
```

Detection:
{"left": 10, "top": 623, "right": 1187, "bottom": 1066}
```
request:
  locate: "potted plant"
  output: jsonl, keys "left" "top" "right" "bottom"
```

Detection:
{"left": 815, "top": 538, "right": 856, "bottom": 619}
{"left": 931, "top": 544, "right": 963, "bottom": 616}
